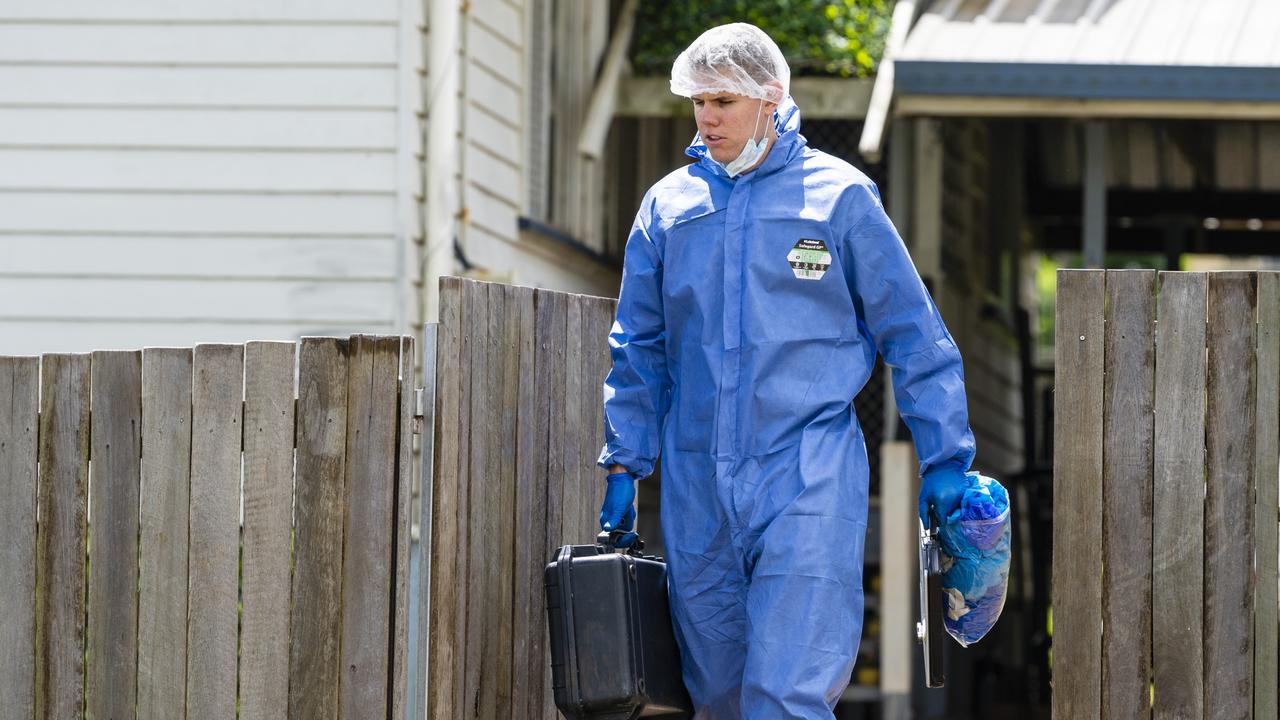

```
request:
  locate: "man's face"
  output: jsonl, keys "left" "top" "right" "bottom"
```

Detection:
{"left": 692, "top": 92, "right": 775, "bottom": 165}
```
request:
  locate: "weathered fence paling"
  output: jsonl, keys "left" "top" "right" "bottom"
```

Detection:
{"left": 1101, "top": 271, "right": 1154, "bottom": 719}
{"left": 88, "top": 350, "right": 142, "bottom": 720}
{"left": 1204, "top": 274, "right": 1258, "bottom": 719}
{"left": 1052, "top": 270, "right": 1104, "bottom": 720}
{"left": 1054, "top": 270, "right": 1280, "bottom": 720}
{"left": 137, "top": 347, "right": 192, "bottom": 720}
{"left": 186, "top": 342, "right": 242, "bottom": 719}
{"left": 36, "top": 353, "right": 90, "bottom": 720}
{"left": 290, "top": 337, "right": 349, "bottom": 719}
{"left": 1255, "top": 273, "right": 1280, "bottom": 720}
{"left": 0, "top": 334, "right": 416, "bottom": 720}
{"left": 427, "top": 277, "right": 616, "bottom": 720}
{"left": 1254, "top": 271, "right": 1274, "bottom": 717}
{"left": 1152, "top": 272, "right": 1207, "bottom": 719}
{"left": 0, "top": 356, "right": 38, "bottom": 720}
{"left": 339, "top": 335, "right": 402, "bottom": 719}
{"left": 241, "top": 341, "right": 295, "bottom": 720}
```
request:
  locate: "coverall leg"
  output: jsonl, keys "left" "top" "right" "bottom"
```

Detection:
{"left": 663, "top": 418, "right": 869, "bottom": 719}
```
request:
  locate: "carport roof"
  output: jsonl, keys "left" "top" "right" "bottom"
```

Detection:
{"left": 894, "top": 0, "right": 1280, "bottom": 111}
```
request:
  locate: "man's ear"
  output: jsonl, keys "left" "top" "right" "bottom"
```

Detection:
{"left": 761, "top": 79, "right": 784, "bottom": 113}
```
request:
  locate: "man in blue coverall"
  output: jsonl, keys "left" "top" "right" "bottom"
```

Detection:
{"left": 597, "top": 23, "right": 976, "bottom": 719}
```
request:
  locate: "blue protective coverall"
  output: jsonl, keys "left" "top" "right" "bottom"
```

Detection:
{"left": 599, "top": 97, "right": 976, "bottom": 718}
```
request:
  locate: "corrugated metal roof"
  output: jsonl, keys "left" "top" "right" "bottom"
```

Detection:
{"left": 894, "top": 0, "right": 1280, "bottom": 105}
{"left": 900, "top": 0, "right": 1280, "bottom": 67}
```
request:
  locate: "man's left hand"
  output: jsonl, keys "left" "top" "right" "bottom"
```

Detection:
{"left": 920, "top": 465, "right": 967, "bottom": 526}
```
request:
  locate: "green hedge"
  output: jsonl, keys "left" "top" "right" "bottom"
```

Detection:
{"left": 631, "top": 0, "right": 894, "bottom": 79}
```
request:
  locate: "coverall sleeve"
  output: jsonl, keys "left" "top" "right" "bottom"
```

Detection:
{"left": 597, "top": 202, "right": 670, "bottom": 479}
{"left": 842, "top": 192, "right": 976, "bottom": 477}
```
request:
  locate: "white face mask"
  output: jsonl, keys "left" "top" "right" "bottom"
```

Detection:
{"left": 716, "top": 99, "right": 770, "bottom": 178}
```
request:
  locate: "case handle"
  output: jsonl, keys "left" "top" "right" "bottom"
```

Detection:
{"left": 595, "top": 530, "right": 645, "bottom": 554}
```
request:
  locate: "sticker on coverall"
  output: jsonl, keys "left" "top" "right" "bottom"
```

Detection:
{"left": 787, "top": 238, "right": 831, "bottom": 280}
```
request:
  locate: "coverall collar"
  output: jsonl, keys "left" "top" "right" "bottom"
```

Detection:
{"left": 685, "top": 96, "right": 805, "bottom": 181}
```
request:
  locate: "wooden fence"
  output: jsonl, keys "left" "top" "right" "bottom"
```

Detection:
{"left": 424, "top": 276, "right": 616, "bottom": 720}
{"left": 0, "top": 335, "right": 417, "bottom": 720}
{"left": 1053, "top": 270, "right": 1279, "bottom": 719}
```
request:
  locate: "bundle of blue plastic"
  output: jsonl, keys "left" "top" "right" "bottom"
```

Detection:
{"left": 936, "top": 472, "right": 1011, "bottom": 647}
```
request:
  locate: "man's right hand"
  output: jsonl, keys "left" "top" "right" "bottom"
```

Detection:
{"left": 599, "top": 471, "right": 637, "bottom": 547}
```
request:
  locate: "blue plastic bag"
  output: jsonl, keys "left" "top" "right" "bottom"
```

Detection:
{"left": 936, "top": 472, "right": 1011, "bottom": 647}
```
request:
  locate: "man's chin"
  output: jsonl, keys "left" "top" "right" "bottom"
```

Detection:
{"left": 707, "top": 149, "right": 735, "bottom": 164}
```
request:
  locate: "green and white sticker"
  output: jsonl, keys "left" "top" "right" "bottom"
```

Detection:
{"left": 787, "top": 238, "right": 831, "bottom": 280}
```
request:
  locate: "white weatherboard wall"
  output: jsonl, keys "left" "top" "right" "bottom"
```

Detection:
{"left": 0, "top": 0, "right": 423, "bottom": 355}
{"left": 458, "top": 0, "right": 526, "bottom": 276}
{"left": 435, "top": 0, "right": 619, "bottom": 301}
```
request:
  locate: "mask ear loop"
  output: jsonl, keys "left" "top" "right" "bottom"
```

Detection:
{"left": 716, "top": 95, "right": 774, "bottom": 178}
{"left": 750, "top": 97, "right": 766, "bottom": 147}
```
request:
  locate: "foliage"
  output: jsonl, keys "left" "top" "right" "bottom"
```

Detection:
{"left": 631, "top": 0, "right": 895, "bottom": 79}
{"left": 1035, "top": 251, "right": 1167, "bottom": 360}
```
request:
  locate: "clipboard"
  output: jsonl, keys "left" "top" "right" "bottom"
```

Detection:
{"left": 916, "top": 517, "right": 946, "bottom": 688}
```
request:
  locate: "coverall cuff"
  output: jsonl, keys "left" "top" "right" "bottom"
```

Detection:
{"left": 920, "top": 457, "right": 972, "bottom": 479}
{"left": 596, "top": 446, "right": 653, "bottom": 480}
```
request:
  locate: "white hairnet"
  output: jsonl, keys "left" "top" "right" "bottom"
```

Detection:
{"left": 669, "top": 23, "right": 790, "bottom": 104}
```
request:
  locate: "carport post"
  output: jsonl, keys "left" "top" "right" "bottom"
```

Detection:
{"left": 1083, "top": 121, "right": 1107, "bottom": 268}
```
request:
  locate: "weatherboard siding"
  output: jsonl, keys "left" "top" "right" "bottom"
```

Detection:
{"left": 0, "top": 0, "right": 418, "bottom": 355}
{"left": 459, "top": 0, "right": 526, "bottom": 278}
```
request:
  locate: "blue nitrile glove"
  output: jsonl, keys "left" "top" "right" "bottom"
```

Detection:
{"left": 599, "top": 472, "right": 638, "bottom": 548}
{"left": 920, "top": 464, "right": 968, "bottom": 526}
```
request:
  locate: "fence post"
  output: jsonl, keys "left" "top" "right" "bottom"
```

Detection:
{"left": 879, "top": 440, "right": 917, "bottom": 720}
{"left": 392, "top": 334, "right": 418, "bottom": 720}
{"left": 427, "top": 278, "right": 464, "bottom": 720}
{"left": 412, "top": 323, "right": 439, "bottom": 720}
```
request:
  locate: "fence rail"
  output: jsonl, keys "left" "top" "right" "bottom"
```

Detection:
{"left": 0, "top": 335, "right": 416, "bottom": 720}
{"left": 1053, "top": 270, "right": 1279, "bottom": 719}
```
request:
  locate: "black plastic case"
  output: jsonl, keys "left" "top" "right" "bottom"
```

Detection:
{"left": 544, "top": 534, "right": 693, "bottom": 719}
